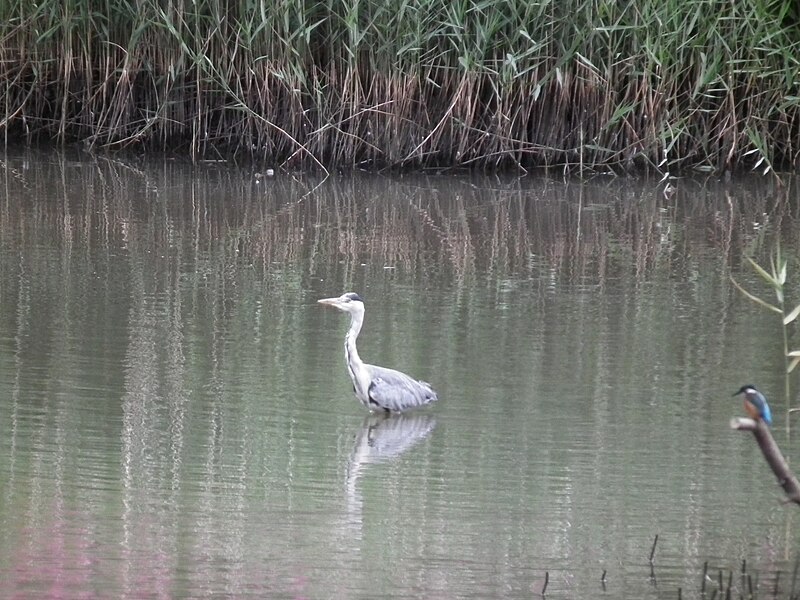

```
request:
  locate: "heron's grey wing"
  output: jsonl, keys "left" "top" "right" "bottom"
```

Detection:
{"left": 366, "top": 365, "right": 438, "bottom": 412}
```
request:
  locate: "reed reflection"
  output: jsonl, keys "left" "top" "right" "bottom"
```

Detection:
{"left": 0, "top": 149, "right": 795, "bottom": 290}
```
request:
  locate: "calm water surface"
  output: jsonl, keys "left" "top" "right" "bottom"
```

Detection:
{"left": 1, "top": 150, "right": 800, "bottom": 598}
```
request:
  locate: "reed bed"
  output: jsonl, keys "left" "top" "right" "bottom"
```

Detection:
{"left": 1, "top": 0, "right": 799, "bottom": 172}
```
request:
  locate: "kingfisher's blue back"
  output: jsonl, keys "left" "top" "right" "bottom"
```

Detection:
{"left": 757, "top": 395, "right": 773, "bottom": 425}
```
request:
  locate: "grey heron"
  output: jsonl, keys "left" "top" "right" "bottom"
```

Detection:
{"left": 317, "top": 292, "right": 438, "bottom": 413}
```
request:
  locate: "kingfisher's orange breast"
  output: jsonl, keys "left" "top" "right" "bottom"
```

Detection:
{"left": 744, "top": 399, "right": 761, "bottom": 420}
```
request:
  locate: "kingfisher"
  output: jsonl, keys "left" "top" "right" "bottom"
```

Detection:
{"left": 733, "top": 385, "right": 773, "bottom": 426}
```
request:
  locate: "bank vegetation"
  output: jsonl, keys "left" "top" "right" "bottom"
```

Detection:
{"left": 1, "top": 0, "right": 799, "bottom": 173}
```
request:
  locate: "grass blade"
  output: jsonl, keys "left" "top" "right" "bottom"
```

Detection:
{"left": 730, "top": 277, "right": 782, "bottom": 314}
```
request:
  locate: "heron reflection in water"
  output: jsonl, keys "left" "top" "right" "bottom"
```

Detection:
{"left": 346, "top": 412, "right": 437, "bottom": 520}
{"left": 318, "top": 292, "right": 438, "bottom": 413}
{"left": 351, "top": 413, "right": 437, "bottom": 466}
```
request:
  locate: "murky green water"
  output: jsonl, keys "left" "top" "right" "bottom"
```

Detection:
{"left": 1, "top": 149, "right": 800, "bottom": 598}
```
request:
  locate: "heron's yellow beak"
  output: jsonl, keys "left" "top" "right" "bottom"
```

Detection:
{"left": 317, "top": 297, "right": 340, "bottom": 307}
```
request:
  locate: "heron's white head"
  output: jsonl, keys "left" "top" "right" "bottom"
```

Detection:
{"left": 317, "top": 292, "right": 365, "bottom": 315}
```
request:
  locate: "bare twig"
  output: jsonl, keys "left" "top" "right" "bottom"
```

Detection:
{"left": 730, "top": 418, "right": 800, "bottom": 505}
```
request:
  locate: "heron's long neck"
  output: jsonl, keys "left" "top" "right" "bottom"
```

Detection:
{"left": 344, "top": 310, "right": 366, "bottom": 374}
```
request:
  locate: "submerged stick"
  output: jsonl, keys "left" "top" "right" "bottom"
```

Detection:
{"left": 701, "top": 561, "right": 708, "bottom": 594}
{"left": 730, "top": 418, "right": 800, "bottom": 505}
{"left": 649, "top": 534, "right": 659, "bottom": 563}
{"left": 741, "top": 559, "right": 746, "bottom": 592}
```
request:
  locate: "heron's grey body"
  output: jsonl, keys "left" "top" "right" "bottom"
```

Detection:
{"left": 318, "top": 292, "right": 438, "bottom": 413}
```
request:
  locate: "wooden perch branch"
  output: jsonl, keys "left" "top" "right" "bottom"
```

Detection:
{"left": 730, "top": 417, "right": 800, "bottom": 505}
